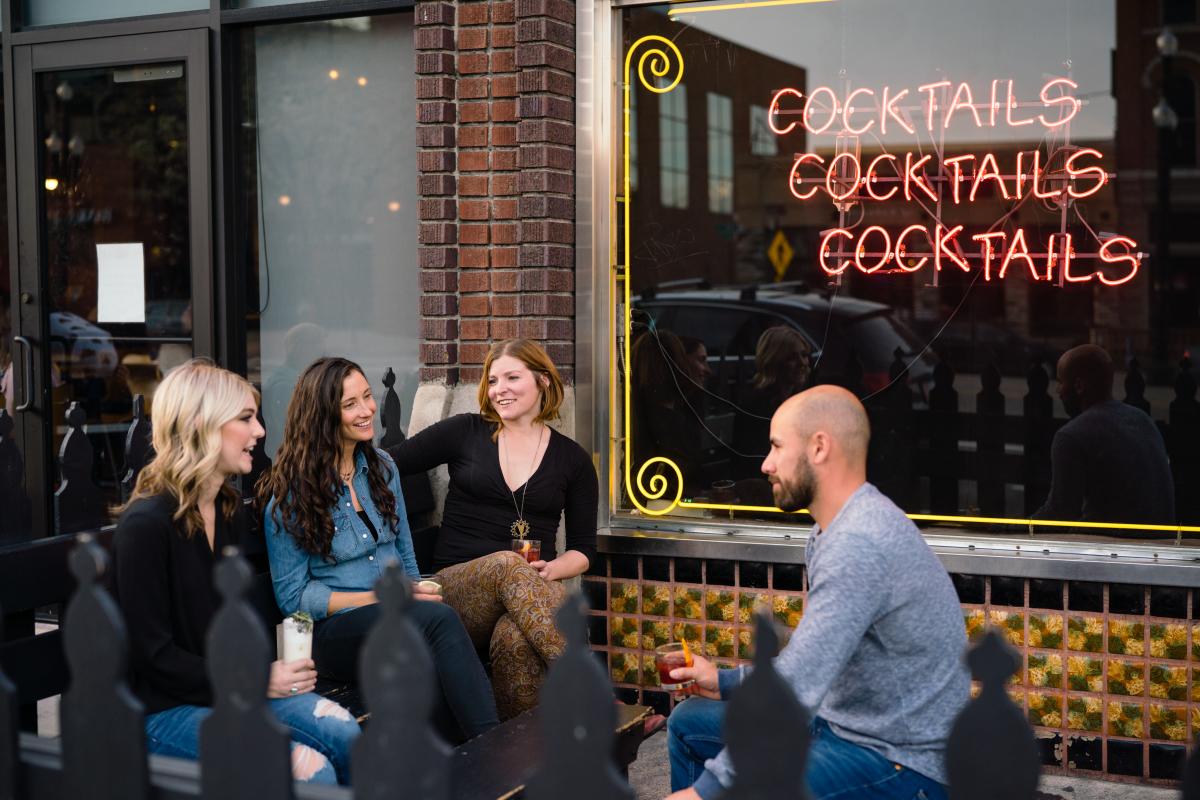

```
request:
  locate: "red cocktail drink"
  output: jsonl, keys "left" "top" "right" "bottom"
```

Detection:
{"left": 655, "top": 642, "right": 694, "bottom": 691}
{"left": 511, "top": 538, "right": 541, "bottom": 563}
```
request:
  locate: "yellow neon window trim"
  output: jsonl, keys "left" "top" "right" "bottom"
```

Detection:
{"left": 616, "top": 34, "right": 1200, "bottom": 535}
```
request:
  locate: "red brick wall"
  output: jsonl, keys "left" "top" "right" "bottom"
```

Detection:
{"left": 416, "top": 0, "right": 576, "bottom": 386}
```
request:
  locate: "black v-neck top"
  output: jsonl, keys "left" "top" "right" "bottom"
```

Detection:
{"left": 387, "top": 413, "right": 598, "bottom": 571}
{"left": 112, "top": 493, "right": 243, "bottom": 714}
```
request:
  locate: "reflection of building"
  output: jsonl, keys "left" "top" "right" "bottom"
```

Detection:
{"left": 626, "top": 9, "right": 806, "bottom": 291}
{"left": 1114, "top": 0, "right": 1200, "bottom": 359}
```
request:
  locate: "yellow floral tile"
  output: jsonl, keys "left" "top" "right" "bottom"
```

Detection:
{"left": 1149, "top": 624, "right": 1188, "bottom": 661}
{"left": 1107, "top": 620, "right": 1145, "bottom": 656}
{"left": 773, "top": 595, "right": 804, "bottom": 629}
{"left": 1192, "top": 668, "right": 1200, "bottom": 702}
{"left": 1108, "top": 701, "right": 1144, "bottom": 738}
{"left": 610, "top": 582, "right": 639, "bottom": 614}
{"left": 1107, "top": 660, "right": 1145, "bottom": 696}
{"left": 671, "top": 622, "right": 703, "bottom": 644}
{"left": 642, "top": 585, "right": 671, "bottom": 617}
{"left": 1027, "top": 692, "right": 1062, "bottom": 728}
{"left": 1067, "top": 617, "right": 1104, "bottom": 653}
{"left": 705, "top": 590, "right": 737, "bottom": 622}
{"left": 609, "top": 652, "right": 642, "bottom": 685}
{"left": 1029, "top": 614, "right": 1064, "bottom": 649}
{"left": 1150, "top": 704, "right": 1189, "bottom": 742}
{"left": 990, "top": 611, "right": 1025, "bottom": 647}
{"left": 610, "top": 616, "right": 642, "bottom": 650}
{"left": 1067, "top": 696, "right": 1103, "bottom": 732}
{"left": 738, "top": 592, "right": 770, "bottom": 624}
{"left": 641, "top": 619, "right": 672, "bottom": 651}
{"left": 1028, "top": 653, "right": 1063, "bottom": 689}
{"left": 1193, "top": 623, "right": 1200, "bottom": 661}
{"left": 1149, "top": 664, "right": 1188, "bottom": 701}
{"left": 1007, "top": 687, "right": 1026, "bottom": 709}
{"left": 674, "top": 588, "right": 703, "bottom": 620}
{"left": 969, "top": 682, "right": 981, "bottom": 700}
{"left": 641, "top": 654, "right": 659, "bottom": 686}
{"left": 1192, "top": 707, "right": 1200, "bottom": 738}
{"left": 1066, "top": 656, "right": 1103, "bottom": 693}
{"left": 704, "top": 625, "right": 737, "bottom": 659}
{"left": 738, "top": 629, "right": 753, "bottom": 660}
{"left": 964, "top": 610, "right": 985, "bottom": 643}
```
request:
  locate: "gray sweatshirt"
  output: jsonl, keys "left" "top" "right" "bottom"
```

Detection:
{"left": 693, "top": 483, "right": 969, "bottom": 797}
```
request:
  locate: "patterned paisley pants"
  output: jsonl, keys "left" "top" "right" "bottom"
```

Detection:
{"left": 433, "top": 550, "right": 567, "bottom": 719}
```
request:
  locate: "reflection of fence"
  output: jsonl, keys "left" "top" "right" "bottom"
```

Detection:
{"left": 3, "top": 533, "right": 1128, "bottom": 799}
{"left": 866, "top": 355, "right": 1200, "bottom": 530}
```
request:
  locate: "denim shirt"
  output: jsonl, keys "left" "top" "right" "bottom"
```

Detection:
{"left": 263, "top": 448, "right": 420, "bottom": 621}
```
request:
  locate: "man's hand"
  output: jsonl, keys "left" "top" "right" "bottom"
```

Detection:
{"left": 664, "top": 789, "right": 702, "bottom": 800}
{"left": 267, "top": 658, "right": 318, "bottom": 699}
{"left": 671, "top": 653, "right": 721, "bottom": 700}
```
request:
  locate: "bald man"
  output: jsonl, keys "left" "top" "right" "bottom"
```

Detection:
{"left": 1035, "top": 345, "right": 1174, "bottom": 526}
{"left": 664, "top": 386, "right": 969, "bottom": 800}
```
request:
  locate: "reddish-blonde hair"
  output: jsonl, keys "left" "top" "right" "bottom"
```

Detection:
{"left": 478, "top": 339, "right": 564, "bottom": 438}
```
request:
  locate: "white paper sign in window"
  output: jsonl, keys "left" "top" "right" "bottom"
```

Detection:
{"left": 96, "top": 242, "right": 146, "bottom": 323}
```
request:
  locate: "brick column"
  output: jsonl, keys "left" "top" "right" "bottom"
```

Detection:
{"left": 516, "top": 0, "right": 576, "bottom": 381}
{"left": 414, "top": 0, "right": 577, "bottom": 388}
{"left": 416, "top": 1, "right": 459, "bottom": 383}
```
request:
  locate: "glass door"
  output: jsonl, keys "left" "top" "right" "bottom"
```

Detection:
{"left": 11, "top": 30, "right": 212, "bottom": 537}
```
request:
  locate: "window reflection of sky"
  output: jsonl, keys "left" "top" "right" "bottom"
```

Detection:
{"left": 666, "top": 0, "right": 1116, "bottom": 144}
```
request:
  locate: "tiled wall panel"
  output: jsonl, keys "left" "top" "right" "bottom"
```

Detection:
{"left": 584, "top": 555, "right": 1194, "bottom": 784}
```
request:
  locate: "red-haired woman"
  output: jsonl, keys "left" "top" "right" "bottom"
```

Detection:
{"left": 387, "top": 339, "right": 598, "bottom": 718}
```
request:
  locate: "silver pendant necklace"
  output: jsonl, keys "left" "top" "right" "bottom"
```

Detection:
{"left": 503, "top": 424, "right": 546, "bottom": 540}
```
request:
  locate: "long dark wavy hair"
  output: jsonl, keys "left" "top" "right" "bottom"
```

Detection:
{"left": 257, "top": 357, "right": 399, "bottom": 561}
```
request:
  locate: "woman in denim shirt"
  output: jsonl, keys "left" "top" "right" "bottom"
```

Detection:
{"left": 260, "top": 357, "right": 498, "bottom": 742}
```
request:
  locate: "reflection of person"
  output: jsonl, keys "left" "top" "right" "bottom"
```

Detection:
{"left": 734, "top": 326, "right": 812, "bottom": 475}
{"left": 113, "top": 360, "right": 358, "bottom": 785}
{"left": 260, "top": 357, "right": 499, "bottom": 742}
{"left": 665, "top": 386, "right": 968, "bottom": 800}
{"left": 679, "top": 336, "right": 713, "bottom": 388}
{"left": 1035, "top": 344, "right": 1175, "bottom": 526}
{"left": 632, "top": 329, "right": 704, "bottom": 483}
{"left": 385, "top": 340, "right": 598, "bottom": 718}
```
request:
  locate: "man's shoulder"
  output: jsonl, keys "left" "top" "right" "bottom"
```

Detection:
{"left": 834, "top": 484, "right": 917, "bottom": 538}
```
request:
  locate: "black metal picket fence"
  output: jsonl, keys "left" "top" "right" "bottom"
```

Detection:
{"left": 5, "top": 531, "right": 1175, "bottom": 799}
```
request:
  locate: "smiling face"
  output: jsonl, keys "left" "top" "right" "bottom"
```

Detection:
{"left": 217, "top": 391, "right": 265, "bottom": 477}
{"left": 487, "top": 355, "right": 547, "bottom": 425}
{"left": 339, "top": 369, "right": 377, "bottom": 447}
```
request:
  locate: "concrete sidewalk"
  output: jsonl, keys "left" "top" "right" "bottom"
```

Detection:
{"left": 628, "top": 731, "right": 1177, "bottom": 799}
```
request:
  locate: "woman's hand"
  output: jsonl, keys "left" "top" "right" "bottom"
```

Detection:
{"left": 529, "top": 550, "right": 590, "bottom": 581}
{"left": 268, "top": 658, "right": 318, "bottom": 699}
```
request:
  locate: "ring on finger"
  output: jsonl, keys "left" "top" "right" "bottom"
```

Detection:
{"left": 290, "top": 684, "right": 298, "bottom": 694}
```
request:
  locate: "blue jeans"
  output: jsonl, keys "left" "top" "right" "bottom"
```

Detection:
{"left": 144, "top": 693, "right": 361, "bottom": 785}
{"left": 667, "top": 697, "right": 948, "bottom": 799}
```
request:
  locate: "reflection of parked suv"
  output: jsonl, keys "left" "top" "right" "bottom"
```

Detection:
{"left": 634, "top": 283, "right": 937, "bottom": 403}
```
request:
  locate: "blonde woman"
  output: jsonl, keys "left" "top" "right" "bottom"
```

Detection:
{"left": 113, "top": 359, "right": 359, "bottom": 785}
{"left": 385, "top": 339, "right": 598, "bottom": 718}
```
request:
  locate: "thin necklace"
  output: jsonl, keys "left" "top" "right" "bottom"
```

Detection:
{"left": 502, "top": 424, "right": 546, "bottom": 540}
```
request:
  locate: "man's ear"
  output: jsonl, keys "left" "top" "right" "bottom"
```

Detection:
{"left": 808, "top": 430, "right": 831, "bottom": 464}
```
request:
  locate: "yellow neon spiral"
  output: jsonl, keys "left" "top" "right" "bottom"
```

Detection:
{"left": 633, "top": 457, "right": 685, "bottom": 516}
{"left": 625, "top": 35, "right": 684, "bottom": 95}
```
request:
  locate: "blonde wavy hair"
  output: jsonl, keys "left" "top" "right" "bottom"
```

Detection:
{"left": 478, "top": 339, "right": 564, "bottom": 440}
{"left": 118, "top": 359, "right": 259, "bottom": 537}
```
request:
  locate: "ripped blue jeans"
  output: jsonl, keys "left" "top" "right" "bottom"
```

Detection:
{"left": 144, "top": 693, "right": 361, "bottom": 785}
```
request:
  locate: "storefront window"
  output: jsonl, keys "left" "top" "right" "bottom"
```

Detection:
{"left": 617, "top": 1, "right": 1200, "bottom": 544}
{"left": 240, "top": 14, "right": 419, "bottom": 456}
{"left": 20, "top": 0, "right": 206, "bottom": 28}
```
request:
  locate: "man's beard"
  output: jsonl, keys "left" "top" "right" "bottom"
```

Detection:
{"left": 772, "top": 457, "right": 816, "bottom": 512}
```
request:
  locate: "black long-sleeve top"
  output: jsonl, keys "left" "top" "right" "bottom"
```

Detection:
{"left": 113, "top": 493, "right": 242, "bottom": 714}
{"left": 387, "top": 413, "right": 598, "bottom": 572}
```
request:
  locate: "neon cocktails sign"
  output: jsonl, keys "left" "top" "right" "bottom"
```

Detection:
{"left": 768, "top": 77, "right": 1141, "bottom": 285}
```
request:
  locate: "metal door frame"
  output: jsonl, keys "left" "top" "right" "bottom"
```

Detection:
{"left": 10, "top": 28, "right": 212, "bottom": 537}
